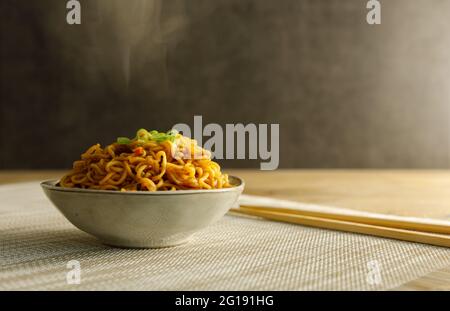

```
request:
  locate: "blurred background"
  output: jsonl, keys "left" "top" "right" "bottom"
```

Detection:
{"left": 1, "top": 0, "right": 449, "bottom": 169}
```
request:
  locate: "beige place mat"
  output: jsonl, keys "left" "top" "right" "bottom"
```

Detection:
{"left": 0, "top": 182, "right": 449, "bottom": 290}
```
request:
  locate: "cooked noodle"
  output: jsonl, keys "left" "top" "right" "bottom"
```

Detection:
{"left": 60, "top": 129, "right": 231, "bottom": 191}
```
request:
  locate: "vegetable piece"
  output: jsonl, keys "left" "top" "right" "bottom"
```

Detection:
{"left": 117, "top": 137, "right": 131, "bottom": 145}
{"left": 117, "top": 129, "right": 178, "bottom": 146}
{"left": 134, "top": 147, "right": 144, "bottom": 156}
{"left": 165, "top": 129, "right": 178, "bottom": 142}
{"left": 136, "top": 129, "right": 150, "bottom": 140}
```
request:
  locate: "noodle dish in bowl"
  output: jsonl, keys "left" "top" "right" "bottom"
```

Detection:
{"left": 41, "top": 129, "right": 244, "bottom": 248}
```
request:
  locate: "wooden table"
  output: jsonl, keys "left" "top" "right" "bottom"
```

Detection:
{"left": 1, "top": 169, "right": 449, "bottom": 290}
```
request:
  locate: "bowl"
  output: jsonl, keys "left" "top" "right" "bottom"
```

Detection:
{"left": 41, "top": 176, "right": 244, "bottom": 248}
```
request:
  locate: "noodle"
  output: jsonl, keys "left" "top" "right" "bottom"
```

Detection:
{"left": 60, "top": 129, "right": 231, "bottom": 191}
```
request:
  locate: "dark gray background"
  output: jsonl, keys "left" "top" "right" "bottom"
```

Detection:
{"left": 1, "top": 0, "right": 449, "bottom": 169}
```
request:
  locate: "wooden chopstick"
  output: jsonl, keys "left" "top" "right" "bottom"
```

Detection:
{"left": 238, "top": 205, "right": 450, "bottom": 235}
{"left": 230, "top": 207, "right": 450, "bottom": 248}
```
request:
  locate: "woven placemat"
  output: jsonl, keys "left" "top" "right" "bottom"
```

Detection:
{"left": 1, "top": 182, "right": 449, "bottom": 290}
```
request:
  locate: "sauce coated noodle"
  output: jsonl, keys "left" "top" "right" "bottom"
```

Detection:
{"left": 60, "top": 131, "right": 231, "bottom": 191}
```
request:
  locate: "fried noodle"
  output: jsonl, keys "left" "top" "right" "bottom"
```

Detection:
{"left": 60, "top": 130, "right": 231, "bottom": 191}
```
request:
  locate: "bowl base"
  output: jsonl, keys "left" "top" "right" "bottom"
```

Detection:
{"left": 100, "top": 238, "right": 192, "bottom": 249}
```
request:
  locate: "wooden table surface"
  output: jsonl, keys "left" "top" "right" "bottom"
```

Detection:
{"left": 1, "top": 169, "right": 449, "bottom": 290}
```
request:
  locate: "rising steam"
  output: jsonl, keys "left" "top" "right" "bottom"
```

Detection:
{"left": 88, "top": 0, "right": 187, "bottom": 88}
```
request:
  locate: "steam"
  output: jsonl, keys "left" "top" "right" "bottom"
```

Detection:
{"left": 89, "top": 0, "right": 187, "bottom": 88}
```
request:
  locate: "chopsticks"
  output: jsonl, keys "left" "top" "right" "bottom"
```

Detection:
{"left": 236, "top": 205, "right": 450, "bottom": 235}
{"left": 230, "top": 206, "right": 450, "bottom": 248}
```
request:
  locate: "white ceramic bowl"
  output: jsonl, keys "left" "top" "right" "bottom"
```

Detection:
{"left": 41, "top": 176, "right": 244, "bottom": 248}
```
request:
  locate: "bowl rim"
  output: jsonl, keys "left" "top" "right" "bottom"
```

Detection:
{"left": 41, "top": 175, "right": 244, "bottom": 196}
